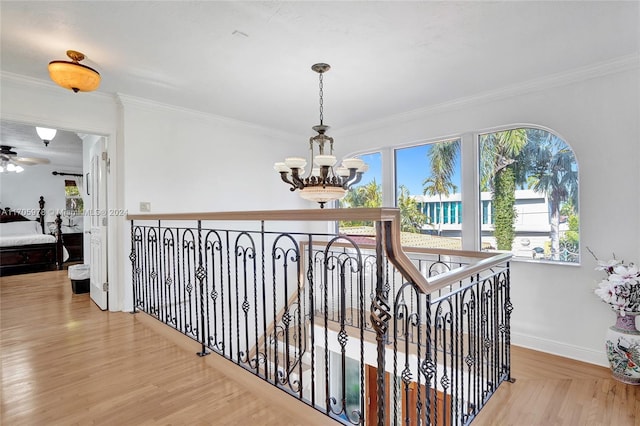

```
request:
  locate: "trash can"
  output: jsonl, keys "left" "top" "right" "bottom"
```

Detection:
{"left": 68, "top": 264, "right": 90, "bottom": 294}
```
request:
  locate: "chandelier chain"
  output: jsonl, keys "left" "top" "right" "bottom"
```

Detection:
{"left": 319, "top": 73, "right": 324, "bottom": 125}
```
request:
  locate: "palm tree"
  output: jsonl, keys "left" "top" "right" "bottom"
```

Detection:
{"left": 526, "top": 131, "right": 578, "bottom": 260}
{"left": 479, "top": 129, "right": 527, "bottom": 250}
{"left": 359, "top": 180, "right": 382, "bottom": 208}
{"left": 340, "top": 179, "right": 382, "bottom": 228}
{"left": 397, "top": 185, "right": 427, "bottom": 233}
{"left": 422, "top": 140, "right": 459, "bottom": 236}
{"left": 342, "top": 179, "right": 381, "bottom": 209}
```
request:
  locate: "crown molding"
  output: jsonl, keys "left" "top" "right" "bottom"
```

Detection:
{"left": 337, "top": 54, "right": 640, "bottom": 137}
{"left": 1, "top": 71, "right": 298, "bottom": 140}
{"left": 115, "top": 93, "right": 299, "bottom": 140}
{"left": 0, "top": 70, "right": 114, "bottom": 102}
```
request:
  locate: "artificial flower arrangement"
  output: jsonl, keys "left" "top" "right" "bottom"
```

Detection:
{"left": 590, "top": 249, "right": 640, "bottom": 315}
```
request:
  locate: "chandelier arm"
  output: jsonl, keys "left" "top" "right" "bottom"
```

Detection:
{"left": 279, "top": 172, "right": 298, "bottom": 190}
{"left": 320, "top": 166, "right": 330, "bottom": 183}
{"left": 291, "top": 169, "right": 306, "bottom": 189}
{"left": 344, "top": 171, "right": 364, "bottom": 189}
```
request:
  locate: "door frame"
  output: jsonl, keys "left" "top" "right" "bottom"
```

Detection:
{"left": 1, "top": 114, "right": 122, "bottom": 311}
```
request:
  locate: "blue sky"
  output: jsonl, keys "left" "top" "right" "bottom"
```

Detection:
{"left": 357, "top": 145, "right": 462, "bottom": 197}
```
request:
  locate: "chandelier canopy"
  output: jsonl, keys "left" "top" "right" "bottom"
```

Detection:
{"left": 48, "top": 50, "right": 101, "bottom": 93}
{"left": 274, "top": 63, "right": 367, "bottom": 208}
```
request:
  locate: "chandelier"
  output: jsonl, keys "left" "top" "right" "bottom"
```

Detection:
{"left": 274, "top": 63, "right": 367, "bottom": 208}
{"left": 48, "top": 50, "right": 101, "bottom": 93}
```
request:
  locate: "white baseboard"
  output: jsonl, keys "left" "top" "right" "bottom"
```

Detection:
{"left": 511, "top": 332, "right": 608, "bottom": 367}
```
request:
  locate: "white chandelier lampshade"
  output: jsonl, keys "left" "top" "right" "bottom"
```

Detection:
{"left": 36, "top": 127, "right": 57, "bottom": 146}
{"left": 274, "top": 63, "right": 367, "bottom": 208}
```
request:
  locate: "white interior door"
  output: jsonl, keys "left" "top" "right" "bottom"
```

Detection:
{"left": 89, "top": 138, "right": 108, "bottom": 310}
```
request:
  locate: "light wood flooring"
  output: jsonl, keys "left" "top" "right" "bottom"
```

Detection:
{"left": 1, "top": 270, "right": 639, "bottom": 425}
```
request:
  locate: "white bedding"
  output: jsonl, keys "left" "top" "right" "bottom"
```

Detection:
{"left": 0, "top": 221, "right": 69, "bottom": 261}
{"left": 0, "top": 233, "right": 57, "bottom": 247}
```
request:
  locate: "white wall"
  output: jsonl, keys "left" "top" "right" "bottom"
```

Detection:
{"left": 334, "top": 65, "right": 640, "bottom": 366}
{"left": 0, "top": 163, "right": 80, "bottom": 219}
{"left": 118, "top": 95, "right": 305, "bottom": 214}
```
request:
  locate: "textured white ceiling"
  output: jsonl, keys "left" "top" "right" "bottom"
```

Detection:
{"left": 1, "top": 1, "right": 638, "bottom": 161}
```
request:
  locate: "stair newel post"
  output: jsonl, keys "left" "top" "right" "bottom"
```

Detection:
{"left": 371, "top": 220, "right": 391, "bottom": 426}
{"left": 196, "top": 219, "right": 209, "bottom": 357}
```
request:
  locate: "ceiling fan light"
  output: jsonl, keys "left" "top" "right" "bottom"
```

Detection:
{"left": 15, "top": 165, "right": 24, "bottom": 173}
{"left": 48, "top": 50, "right": 101, "bottom": 93}
{"left": 6, "top": 163, "right": 15, "bottom": 172}
{"left": 36, "top": 127, "right": 57, "bottom": 141}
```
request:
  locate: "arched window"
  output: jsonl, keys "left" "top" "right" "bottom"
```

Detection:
{"left": 479, "top": 127, "right": 579, "bottom": 263}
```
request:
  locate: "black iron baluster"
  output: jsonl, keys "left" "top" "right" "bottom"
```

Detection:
{"left": 307, "top": 235, "right": 316, "bottom": 407}
{"left": 295, "top": 234, "right": 303, "bottom": 399}
{"left": 196, "top": 220, "right": 209, "bottom": 357}
{"left": 257, "top": 222, "right": 265, "bottom": 375}
{"left": 504, "top": 264, "right": 514, "bottom": 384}
{"left": 225, "top": 230, "right": 232, "bottom": 360}
{"left": 323, "top": 242, "right": 330, "bottom": 414}
{"left": 129, "top": 221, "right": 138, "bottom": 313}
{"left": 371, "top": 221, "right": 390, "bottom": 426}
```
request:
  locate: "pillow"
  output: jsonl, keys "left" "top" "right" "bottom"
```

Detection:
{"left": 0, "top": 221, "right": 40, "bottom": 236}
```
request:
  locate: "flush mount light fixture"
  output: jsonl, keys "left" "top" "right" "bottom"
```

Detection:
{"left": 48, "top": 50, "right": 101, "bottom": 93}
{"left": 36, "top": 127, "right": 57, "bottom": 147}
{"left": 274, "top": 63, "right": 367, "bottom": 208}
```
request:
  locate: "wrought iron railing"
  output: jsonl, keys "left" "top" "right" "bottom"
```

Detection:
{"left": 128, "top": 209, "right": 512, "bottom": 425}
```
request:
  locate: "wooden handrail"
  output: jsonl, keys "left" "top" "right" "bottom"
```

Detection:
{"left": 127, "top": 208, "right": 401, "bottom": 222}
{"left": 421, "top": 252, "right": 512, "bottom": 294}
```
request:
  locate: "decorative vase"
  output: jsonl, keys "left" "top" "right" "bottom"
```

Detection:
{"left": 605, "top": 312, "right": 640, "bottom": 385}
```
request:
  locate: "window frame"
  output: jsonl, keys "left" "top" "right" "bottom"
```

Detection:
{"left": 339, "top": 123, "right": 580, "bottom": 265}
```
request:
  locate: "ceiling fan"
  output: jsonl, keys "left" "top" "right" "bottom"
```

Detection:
{"left": 0, "top": 145, "right": 50, "bottom": 173}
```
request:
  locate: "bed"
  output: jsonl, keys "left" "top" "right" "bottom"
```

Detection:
{"left": 0, "top": 196, "right": 64, "bottom": 276}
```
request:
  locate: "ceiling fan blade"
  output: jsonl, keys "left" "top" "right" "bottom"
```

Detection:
{"left": 14, "top": 157, "right": 50, "bottom": 165}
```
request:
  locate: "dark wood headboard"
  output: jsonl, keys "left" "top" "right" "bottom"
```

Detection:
{"left": 0, "top": 196, "right": 47, "bottom": 234}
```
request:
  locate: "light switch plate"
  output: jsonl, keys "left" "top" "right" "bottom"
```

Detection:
{"left": 139, "top": 202, "right": 151, "bottom": 212}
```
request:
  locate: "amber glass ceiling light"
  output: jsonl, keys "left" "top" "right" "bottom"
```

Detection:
{"left": 48, "top": 50, "right": 101, "bottom": 93}
{"left": 274, "top": 63, "right": 367, "bottom": 208}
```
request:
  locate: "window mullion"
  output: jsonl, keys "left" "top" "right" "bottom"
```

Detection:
{"left": 460, "top": 132, "right": 479, "bottom": 251}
